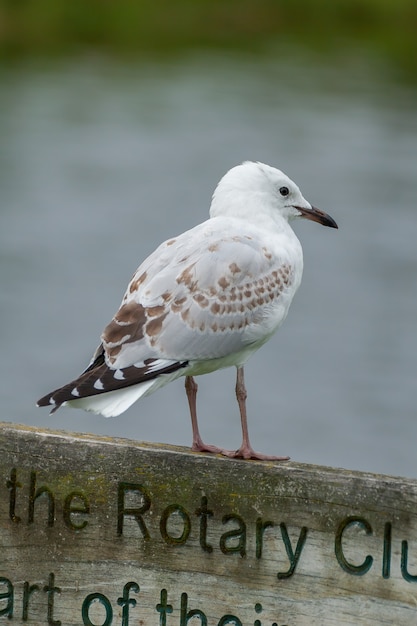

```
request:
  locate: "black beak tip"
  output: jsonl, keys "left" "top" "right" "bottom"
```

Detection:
{"left": 310, "top": 205, "right": 338, "bottom": 229}
{"left": 296, "top": 205, "right": 339, "bottom": 229}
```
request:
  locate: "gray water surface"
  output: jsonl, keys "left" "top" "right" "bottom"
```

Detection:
{"left": 1, "top": 53, "right": 416, "bottom": 477}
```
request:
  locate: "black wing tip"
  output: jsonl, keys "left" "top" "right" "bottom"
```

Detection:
{"left": 36, "top": 358, "right": 190, "bottom": 413}
{"left": 36, "top": 395, "right": 51, "bottom": 408}
{"left": 37, "top": 393, "right": 60, "bottom": 413}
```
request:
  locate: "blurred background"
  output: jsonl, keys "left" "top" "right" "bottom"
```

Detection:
{"left": 1, "top": 1, "right": 416, "bottom": 477}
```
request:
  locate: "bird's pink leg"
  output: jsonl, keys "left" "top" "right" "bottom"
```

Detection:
{"left": 221, "top": 366, "right": 290, "bottom": 461}
{"left": 185, "top": 376, "right": 224, "bottom": 454}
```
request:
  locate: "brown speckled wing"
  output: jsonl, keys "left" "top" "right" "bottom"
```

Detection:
{"left": 106, "top": 220, "right": 297, "bottom": 366}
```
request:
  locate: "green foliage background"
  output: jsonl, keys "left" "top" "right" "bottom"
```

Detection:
{"left": 1, "top": 0, "right": 416, "bottom": 76}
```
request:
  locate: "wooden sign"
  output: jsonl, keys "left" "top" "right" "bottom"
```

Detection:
{"left": 0, "top": 422, "right": 416, "bottom": 625}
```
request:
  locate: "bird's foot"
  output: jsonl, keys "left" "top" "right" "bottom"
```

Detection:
{"left": 192, "top": 439, "right": 290, "bottom": 461}
{"left": 191, "top": 438, "right": 226, "bottom": 455}
{"left": 219, "top": 445, "right": 290, "bottom": 461}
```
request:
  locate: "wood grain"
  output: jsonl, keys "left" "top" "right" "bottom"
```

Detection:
{"left": 0, "top": 422, "right": 416, "bottom": 625}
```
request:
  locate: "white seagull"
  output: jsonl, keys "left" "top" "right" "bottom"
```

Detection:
{"left": 38, "top": 161, "right": 337, "bottom": 460}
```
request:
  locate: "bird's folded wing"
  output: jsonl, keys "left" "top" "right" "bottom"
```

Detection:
{"left": 103, "top": 218, "right": 296, "bottom": 370}
{"left": 37, "top": 218, "right": 296, "bottom": 409}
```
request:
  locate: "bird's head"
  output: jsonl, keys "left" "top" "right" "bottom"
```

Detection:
{"left": 210, "top": 161, "right": 338, "bottom": 230}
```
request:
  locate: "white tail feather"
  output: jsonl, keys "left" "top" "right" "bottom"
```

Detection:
{"left": 65, "top": 379, "right": 156, "bottom": 417}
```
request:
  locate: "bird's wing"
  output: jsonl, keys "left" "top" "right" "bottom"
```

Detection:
{"left": 37, "top": 218, "right": 297, "bottom": 409}
{"left": 104, "top": 217, "right": 297, "bottom": 367}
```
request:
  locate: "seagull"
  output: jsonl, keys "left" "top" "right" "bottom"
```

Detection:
{"left": 37, "top": 161, "right": 338, "bottom": 460}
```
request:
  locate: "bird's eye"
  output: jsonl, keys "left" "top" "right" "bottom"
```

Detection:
{"left": 279, "top": 186, "right": 289, "bottom": 196}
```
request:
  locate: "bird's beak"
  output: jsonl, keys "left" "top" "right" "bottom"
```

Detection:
{"left": 294, "top": 205, "right": 338, "bottom": 229}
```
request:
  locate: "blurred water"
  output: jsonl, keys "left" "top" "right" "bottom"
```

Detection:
{"left": 1, "top": 52, "right": 416, "bottom": 477}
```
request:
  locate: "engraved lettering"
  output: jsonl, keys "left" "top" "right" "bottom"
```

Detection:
{"left": 117, "top": 581, "right": 140, "bottom": 626}
{"left": 28, "top": 471, "right": 55, "bottom": 527}
{"left": 6, "top": 468, "right": 22, "bottom": 523}
{"left": 335, "top": 516, "right": 373, "bottom": 575}
{"left": 156, "top": 588, "right": 173, "bottom": 626}
{"left": 195, "top": 496, "right": 213, "bottom": 553}
{"left": 382, "top": 522, "right": 391, "bottom": 579}
{"left": 117, "top": 482, "right": 151, "bottom": 538}
{"left": 220, "top": 514, "right": 246, "bottom": 557}
{"left": 22, "top": 581, "right": 39, "bottom": 622}
{"left": 180, "top": 592, "right": 207, "bottom": 626}
{"left": 0, "top": 577, "right": 13, "bottom": 618}
{"left": 63, "top": 491, "right": 90, "bottom": 531}
{"left": 277, "top": 523, "right": 308, "bottom": 579}
{"left": 160, "top": 504, "right": 191, "bottom": 545}
{"left": 217, "top": 615, "right": 243, "bottom": 625}
{"left": 82, "top": 592, "right": 113, "bottom": 626}
{"left": 254, "top": 602, "right": 262, "bottom": 626}
{"left": 256, "top": 518, "right": 274, "bottom": 559}
{"left": 401, "top": 540, "right": 417, "bottom": 582}
{"left": 43, "top": 572, "right": 61, "bottom": 626}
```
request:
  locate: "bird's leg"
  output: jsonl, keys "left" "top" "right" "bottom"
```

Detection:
{"left": 185, "top": 376, "right": 224, "bottom": 454}
{"left": 221, "top": 366, "right": 290, "bottom": 461}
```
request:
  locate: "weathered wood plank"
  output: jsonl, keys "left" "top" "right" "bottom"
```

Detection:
{"left": 0, "top": 421, "right": 416, "bottom": 625}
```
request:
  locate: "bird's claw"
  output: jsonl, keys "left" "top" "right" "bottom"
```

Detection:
{"left": 192, "top": 441, "right": 290, "bottom": 461}
{"left": 220, "top": 446, "right": 290, "bottom": 461}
